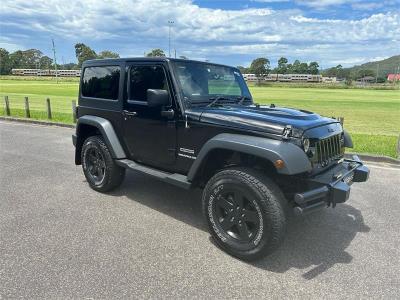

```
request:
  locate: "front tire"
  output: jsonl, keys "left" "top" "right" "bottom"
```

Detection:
{"left": 202, "top": 167, "right": 286, "bottom": 261}
{"left": 81, "top": 135, "right": 125, "bottom": 192}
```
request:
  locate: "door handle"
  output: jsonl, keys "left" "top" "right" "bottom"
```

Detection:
{"left": 123, "top": 110, "right": 137, "bottom": 118}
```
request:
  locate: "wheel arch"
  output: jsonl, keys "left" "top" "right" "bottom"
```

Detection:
{"left": 187, "top": 133, "right": 311, "bottom": 184}
{"left": 74, "top": 115, "right": 126, "bottom": 165}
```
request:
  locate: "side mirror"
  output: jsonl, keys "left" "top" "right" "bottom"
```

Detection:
{"left": 147, "top": 89, "right": 169, "bottom": 108}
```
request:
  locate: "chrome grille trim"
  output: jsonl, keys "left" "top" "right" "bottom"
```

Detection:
{"left": 315, "top": 134, "right": 342, "bottom": 165}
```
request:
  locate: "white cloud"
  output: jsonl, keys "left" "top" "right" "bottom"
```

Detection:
{"left": 351, "top": 2, "right": 384, "bottom": 11}
{"left": 294, "top": 0, "right": 354, "bottom": 8}
{"left": 251, "top": 0, "right": 290, "bottom": 3}
{"left": 0, "top": 0, "right": 399, "bottom": 67}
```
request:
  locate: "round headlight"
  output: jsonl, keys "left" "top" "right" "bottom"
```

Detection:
{"left": 303, "top": 138, "right": 310, "bottom": 152}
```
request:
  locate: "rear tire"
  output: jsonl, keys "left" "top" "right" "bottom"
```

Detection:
{"left": 81, "top": 135, "right": 125, "bottom": 192}
{"left": 202, "top": 167, "right": 286, "bottom": 261}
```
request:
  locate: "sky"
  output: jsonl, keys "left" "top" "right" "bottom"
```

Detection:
{"left": 0, "top": 0, "right": 399, "bottom": 68}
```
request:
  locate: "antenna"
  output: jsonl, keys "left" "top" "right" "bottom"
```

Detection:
{"left": 51, "top": 38, "right": 58, "bottom": 83}
{"left": 168, "top": 20, "right": 174, "bottom": 57}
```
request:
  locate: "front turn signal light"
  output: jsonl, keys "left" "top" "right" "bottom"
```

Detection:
{"left": 274, "top": 159, "right": 285, "bottom": 169}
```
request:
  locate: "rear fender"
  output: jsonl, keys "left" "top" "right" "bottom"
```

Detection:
{"left": 74, "top": 115, "right": 126, "bottom": 164}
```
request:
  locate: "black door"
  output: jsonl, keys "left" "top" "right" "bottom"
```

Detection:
{"left": 122, "top": 63, "right": 177, "bottom": 167}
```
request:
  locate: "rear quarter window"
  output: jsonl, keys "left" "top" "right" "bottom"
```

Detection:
{"left": 81, "top": 66, "right": 120, "bottom": 100}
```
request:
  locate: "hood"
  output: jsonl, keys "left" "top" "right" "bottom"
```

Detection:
{"left": 186, "top": 104, "right": 340, "bottom": 136}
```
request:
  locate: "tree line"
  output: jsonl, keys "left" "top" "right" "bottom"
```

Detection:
{"left": 0, "top": 45, "right": 181, "bottom": 75}
{"left": 237, "top": 57, "right": 320, "bottom": 76}
{"left": 0, "top": 44, "right": 383, "bottom": 81}
{"left": 321, "top": 64, "right": 384, "bottom": 82}
{"left": 237, "top": 57, "right": 384, "bottom": 82}
{"left": 0, "top": 43, "right": 120, "bottom": 75}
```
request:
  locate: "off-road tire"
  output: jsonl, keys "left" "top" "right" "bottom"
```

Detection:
{"left": 202, "top": 167, "right": 286, "bottom": 261}
{"left": 81, "top": 135, "right": 125, "bottom": 192}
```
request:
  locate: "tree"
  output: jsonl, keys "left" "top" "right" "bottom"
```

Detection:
{"left": 249, "top": 57, "right": 270, "bottom": 84}
{"left": 75, "top": 43, "right": 97, "bottom": 67}
{"left": 8, "top": 50, "right": 25, "bottom": 69}
{"left": 357, "top": 69, "right": 376, "bottom": 79}
{"left": 62, "top": 63, "right": 79, "bottom": 70}
{"left": 290, "top": 60, "right": 301, "bottom": 74}
{"left": 39, "top": 56, "right": 53, "bottom": 69}
{"left": 179, "top": 55, "right": 188, "bottom": 60}
{"left": 276, "top": 57, "right": 288, "bottom": 74}
{"left": 146, "top": 49, "right": 166, "bottom": 57}
{"left": 98, "top": 50, "right": 120, "bottom": 59}
{"left": 308, "top": 62, "right": 319, "bottom": 75}
{"left": 237, "top": 66, "right": 249, "bottom": 74}
{"left": 299, "top": 62, "right": 308, "bottom": 74}
{"left": 0, "top": 48, "right": 11, "bottom": 75}
{"left": 22, "top": 49, "right": 43, "bottom": 68}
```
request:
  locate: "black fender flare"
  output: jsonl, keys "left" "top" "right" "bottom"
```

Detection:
{"left": 187, "top": 133, "right": 311, "bottom": 181}
{"left": 75, "top": 116, "right": 126, "bottom": 163}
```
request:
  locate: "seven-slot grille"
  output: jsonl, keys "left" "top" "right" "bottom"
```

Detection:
{"left": 315, "top": 134, "right": 343, "bottom": 165}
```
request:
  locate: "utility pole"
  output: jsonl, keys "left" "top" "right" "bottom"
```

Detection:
{"left": 376, "top": 63, "right": 379, "bottom": 83}
{"left": 168, "top": 20, "right": 174, "bottom": 57}
{"left": 51, "top": 38, "right": 58, "bottom": 83}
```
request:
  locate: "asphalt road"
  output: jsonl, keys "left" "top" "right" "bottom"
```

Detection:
{"left": 1, "top": 120, "right": 399, "bottom": 299}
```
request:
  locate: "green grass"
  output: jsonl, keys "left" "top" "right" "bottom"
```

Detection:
{"left": 251, "top": 86, "right": 400, "bottom": 136}
{"left": 351, "top": 134, "right": 398, "bottom": 158}
{"left": 0, "top": 79, "right": 78, "bottom": 124}
{"left": 1, "top": 77, "right": 399, "bottom": 158}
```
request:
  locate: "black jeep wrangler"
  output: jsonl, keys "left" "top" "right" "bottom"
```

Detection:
{"left": 72, "top": 57, "right": 369, "bottom": 260}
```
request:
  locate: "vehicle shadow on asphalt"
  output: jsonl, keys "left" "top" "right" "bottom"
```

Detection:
{"left": 252, "top": 204, "right": 370, "bottom": 279}
{"left": 110, "top": 172, "right": 208, "bottom": 232}
{"left": 112, "top": 172, "right": 370, "bottom": 280}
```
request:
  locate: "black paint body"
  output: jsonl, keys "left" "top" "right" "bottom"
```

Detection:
{"left": 76, "top": 57, "right": 345, "bottom": 176}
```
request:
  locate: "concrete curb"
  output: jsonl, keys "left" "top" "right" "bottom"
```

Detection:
{"left": 345, "top": 153, "right": 400, "bottom": 165}
{"left": 1, "top": 116, "right": 399, "bottom": 165}
{"left": 0, "top": 116, "right": 75, "bottom": 129}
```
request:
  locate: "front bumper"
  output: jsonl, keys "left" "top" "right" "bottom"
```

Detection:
{"left": 72, "top": 134, "right": 77, "bottom": 147}
{"left": 293, "top": 155, "right": 369, "bottom": 215}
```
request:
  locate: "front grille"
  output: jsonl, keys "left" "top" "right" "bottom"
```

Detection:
{"left": 315, "top": 134, "right": 343, "bottom": 165}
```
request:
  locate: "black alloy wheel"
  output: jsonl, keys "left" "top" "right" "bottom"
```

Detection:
{"left": 214, "top": 187, "right": 261, "bottom": 243}
{"left": 85, "top": 146, "right": 106, "bottom": 185}
{"left": 203, "top": 167, "right": 286, "bottom": 261}
{"left": 81, "top": 135, "right": 125, "bottom": 192}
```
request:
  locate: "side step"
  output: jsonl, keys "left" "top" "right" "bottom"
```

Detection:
{"left": 115, "top": 159, "right": 192, "bottom": 190}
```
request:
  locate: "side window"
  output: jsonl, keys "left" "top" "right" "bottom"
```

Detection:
{"left": 81, "top": 66, "right": 120, "bottom": 100}
{"left": 129, "top": 65, "right": 168, "bottom": 102}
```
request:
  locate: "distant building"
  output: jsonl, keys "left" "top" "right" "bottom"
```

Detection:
{"left": 356, "top": 76, "right": 375, "bottom": 83}
{"left": 242, "top": 73, "right": 258, "bottom": 81}
{"left": 321, "top": 76, "right": 337, "bottom": 83}
{"left": 387, "top": 74, "right": 400, "bottom": 81}
{"left": 243, "top": 73, "right": 322, "bottom": 83}
{"left": 11, "top": 69, "right": 81, "bottom": 77}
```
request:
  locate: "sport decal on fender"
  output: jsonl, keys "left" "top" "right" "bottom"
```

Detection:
{"left": 178, "top": 147, "right": 196, "bottom": 160}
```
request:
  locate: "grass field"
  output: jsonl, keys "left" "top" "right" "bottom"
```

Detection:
{"left": 1, "top": 77, "right": 399, "bottom": 158}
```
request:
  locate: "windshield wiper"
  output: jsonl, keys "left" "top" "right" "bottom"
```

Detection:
{"left": 236, "top": 96, "right": 252, "bottom": 105}
{"left": 207, "top": 96, "right": 232, "bottom": 107}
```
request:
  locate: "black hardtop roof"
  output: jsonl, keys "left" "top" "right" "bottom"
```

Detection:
{"left": 82, "top": 57, "right": 236, "bottom": 69}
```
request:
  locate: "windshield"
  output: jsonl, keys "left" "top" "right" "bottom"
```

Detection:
{"left": 171, "top": 61, "right": 252, "bottom": 104}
